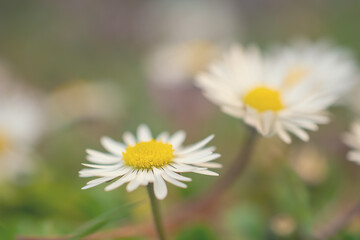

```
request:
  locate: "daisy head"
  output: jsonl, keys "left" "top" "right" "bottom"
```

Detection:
{"left": 79, "top": 124, "right": 221, "bottom": 200}
{"left": 146, "top": 41, "right": 220, "bottom": 88}
{"left": 267, "top": 39, "right": 357, "bottom": 97}
{"left": 0, "top": 77, "right": 46, "bottom": 182}
{"left": 343, "top": 121, "right": 360, "bottom": 164}
{"left": 196, "top": 43, "right": 355, "bottom": 143}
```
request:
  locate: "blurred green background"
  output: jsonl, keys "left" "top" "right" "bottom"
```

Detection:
{"left": 0, "top": 0, "right": 360, "bottom": 239}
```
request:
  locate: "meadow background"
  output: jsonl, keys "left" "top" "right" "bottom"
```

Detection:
{"left": 0, "top": 0, "right": 360, "bottom": 239}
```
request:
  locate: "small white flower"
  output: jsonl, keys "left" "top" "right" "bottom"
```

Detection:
{"left": 267, "top": 39, "right": 357, "bottom": 98}
{"left": 140, "top": 0, "right": 241, "bottom": 43}
{"left": 80, "top": 124, "right": 221, "bottom": 200}
{"left": 343, "top": 121, "right": 360, "bottom": 164}
{"left": 196, "top": 42, "right": 355, "bottom": 143}
{"left": 0, "top": 67, "right": 46, "bottom": 181}
{"left": 145, "top": 41, "right": 220, "bottom": 88}
{"left": 47, "top": 80, "right": 126, "bottom": 125}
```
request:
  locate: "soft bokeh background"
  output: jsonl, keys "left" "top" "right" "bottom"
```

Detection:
{"left": 0, "top": 0, "right": 360, "bottom": 239}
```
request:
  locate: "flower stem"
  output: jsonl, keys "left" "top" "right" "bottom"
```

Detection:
{"left": 147, "top": 184, "right": 166, "bottom": 240}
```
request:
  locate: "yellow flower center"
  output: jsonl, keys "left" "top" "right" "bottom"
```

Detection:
{"left": 123, "top": 140, "right": 174, "bottom": 169}
{"left": 0, "top": 130, "right": 10, "bottom": 156}
{"left": 184, "top": 41, "right": 218, "bottom": 74}
{"left": 243, "top": 86, "right": 284, "bottom": 112}
{"left": 283, "top": 67, "right": 308, "bottom": 88}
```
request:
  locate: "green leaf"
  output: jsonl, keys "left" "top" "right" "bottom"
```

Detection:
{"left": 69, "top": 202, "right": 137, "bottom": 240}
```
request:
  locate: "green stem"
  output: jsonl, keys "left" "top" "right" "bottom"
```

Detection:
{"left": 147, "top": 184, "right": 166, "bottom": 240}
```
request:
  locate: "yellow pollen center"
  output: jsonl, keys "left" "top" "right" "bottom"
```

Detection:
{"left": 184, "top": 42, "right": 218, "bottom": 74}
{"left": 123, "top": 140, "right": 174, "bottom": 169}
{"left": 243, "top": 86, "right": 284, "bottom": 112}
{"left": 0, "top": 130, "right": 10, "bottom": 155}
{"left": 284, "top": 67, "right": 309, "bottom": 88}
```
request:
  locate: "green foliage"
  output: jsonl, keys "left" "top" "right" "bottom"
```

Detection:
{"left": 176, "top": 224, "right": 218, "bottom": 240}
{"left": 225, "top": 204, "right": 265, "bottom": 240}
{"left": 0, "top": 224, "right": 14, "bottom": 240}
{"left": 69, "top": 202, "right": 137, "bottom": 240}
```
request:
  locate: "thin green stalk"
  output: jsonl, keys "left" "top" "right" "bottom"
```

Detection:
{"left": 147, "top": 184, "right": 166, "bottom": 240}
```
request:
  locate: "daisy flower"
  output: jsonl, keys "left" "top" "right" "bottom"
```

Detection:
{"left": 79, "top": 124, "right": 221, "bottom": 200}
{"left": 0, "top": 66, "right": 46, "bottom": 182}
{"left": 343, "top": 121, "right": 360, "bottom": 164}
{"left": 267, "top": 39, "right": 357, "bottom": 98}
{"left": 145, "top": 41, "right": 220, "bottom": 88}
{"left": 196, "top": 43, "right": 355, "bottom": 143}
{"left": 140, "top": 0, "right": 241, "bottom": 43}
{"left": 47, "top": 80, "right": 126, "bottom": 126}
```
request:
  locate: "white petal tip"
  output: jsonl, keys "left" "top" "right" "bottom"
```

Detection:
{"left": 104, "top": 187, "right": 114, "bottom": 192}
{"left": 155, "top": 194, "right": 167, "bottom": 200}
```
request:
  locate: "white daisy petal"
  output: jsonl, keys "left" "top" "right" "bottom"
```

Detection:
{"left": 163, "top": 167, "right": 192, "bottom": 181}
{"left": 100, "top": 137, "right": 126, "bottom": 156}
{"left": 169, "top": 131, "right": 186, "bottom": 148}
{"left": 137, "top": 124, "right": 152, "bottom": 142}
{"left": 185, "top": 153, "right": 221, "bottom": 164}
{"left": 193, "top": 169, "right": 219, "bottom": 176}
{"left": 196, "top": 162, "right": 223, "bottom": 168}
{"left": 175, "top": 151, "right": 214, "bottom": 163}
{"left": 157, "top": 132, "right": 170, "bottom": 142}
{"left": 86, "top": 176, "right": 115, "bottom": 185}
{"left": 86, "top": 149, "right": 120, "bottom": 164}
{"left": 126, "top": 177, "right": 141, "bottom": 192}
{"left": 81, "top": 183, "right": 103, "bottom": 190}
{"left": 123, "top": 132, "right": 136, "bottom": 146}
{"left": 176, "top": 135, "right": 214, "bottom": 155}
{"left": 105, "top": 170, "right": 137, "bottom": 191}
{"left": 81, "top": 163, "right": 123, "bottom": 169}
{"left": 145, "top": 170, "right": 155, "bottom": 183}
{"left": 79, "top": 167, "right": 130, "bottom": 178}
{"left": 161, "top": 172, "right": 187, "bottom": 188}
{"left": 167, "top": 163, "right": 202, "bottom": 173}
{"left": 82, "top": 176, "right": 115, "bottom": 189}
{"left": 344, "top": 122, "right": 360, "bottom": 165}
{"left": 153, "top": 172, "right": 168, "bottom": 200}
{"left": 136, "top": 170, "right": 149, "bottom": 186}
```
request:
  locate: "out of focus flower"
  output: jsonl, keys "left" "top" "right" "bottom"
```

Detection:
{"left": 197, "top": 42, "right": 355, "bottom": 143}
{"left": 47, "top": 80, "right": 126, "bottom": 125}
{"left": 343, "top": 121, "right": 360, "bottom": 164}
{"left": 270, "top": 214, "right": 297, "bottom": 237}
{"left": 146, "top": 41, "right": 220, "bottom": 88}
{"left": 140, "top": 0, "right": 241, "bottom": 43}
{"left": 145, "top": 42, "right": 219, "bottom": 128}
{"left": 291, "top": 145, "right": 328, "bottom": 185}
{"left": 0, "top": 66, "right": 46, "bottom": 182}
{"left": 267, "top": 39, "right": 357, "bottom": 98}
{"left": 80, "top": 124, "right": 221, "bottom": 200}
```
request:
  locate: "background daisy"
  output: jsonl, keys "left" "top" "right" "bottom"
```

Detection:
{"left": 196, "top": 43, "right": 355, "bottom": 143}
{"left": 0, "top": 65, "right": 46, "bottom": 182}
{"left": 343, "top": 121, "right": 360, "bottom": 165}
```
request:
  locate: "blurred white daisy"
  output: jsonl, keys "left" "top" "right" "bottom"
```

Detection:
{"left": 0, "top": 67, "right": 46, "bottom": 181}
{"left": 267, "top": 39, "right": 357, "bottom": 98}
{"left": 47, "top": 80, "right": 126, "bottom": 125}
{"left": 343, "top": 121, "right": 360, "bottom": 164}
{"left": 140, "top": 0, "right": 242, "bottom": 43}
{"left": 146, "top": 41, "right": 220, "bottom": 88}
{"left": 80, "top": 124, "right": 221, "bottom": 200}
{"left": 196, "top": 43, "right": 355, "bottom": 143}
